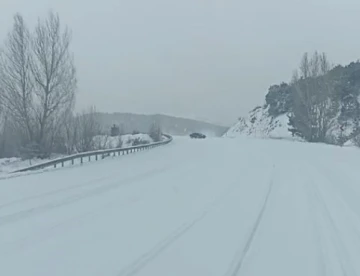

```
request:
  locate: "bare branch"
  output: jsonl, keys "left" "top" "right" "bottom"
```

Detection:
{"left": 75, "top": 106, "right": 102, "bottom": 152}
{"left": 30, "top": 11, "right": 77, "bottom": 153}
{"left": 0, "top": 13, "right": 35, "bottom": 143}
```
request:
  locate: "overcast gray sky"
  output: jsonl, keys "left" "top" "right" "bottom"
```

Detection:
{"left": 1, "top": 0, "right": 360, "bottom": 125}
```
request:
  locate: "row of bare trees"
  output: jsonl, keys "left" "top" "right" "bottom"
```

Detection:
{"left": 0, "top": 12, "right": 93, "bottom": 158}
{"left": 0, "top": 12, "right": 164, "bottom": 159}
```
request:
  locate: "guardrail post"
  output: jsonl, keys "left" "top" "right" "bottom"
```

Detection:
{"left": 81, "top": 157, "right": 83, "bottom": 164}
{"left": 89, "top": 156, "right": 91, "bottom": 162}
{"left": 62, "top": 161, "right": 64, "bottom": 167}
{"left": 54, "top": 163, "right": 56, "bottom": 168}
{"left": 96, "top": 154, "right": 98, "bottom": 161}
{"left": 72, "top": 159, "right": 74, "bottom": 165}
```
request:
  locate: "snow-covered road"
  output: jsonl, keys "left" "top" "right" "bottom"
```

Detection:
{"left": 1, "top": 137, "right": 360, "bottom": 276}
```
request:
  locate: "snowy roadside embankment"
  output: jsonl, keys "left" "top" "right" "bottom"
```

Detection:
{"left": 224, "top": 104, "right": 359, "bottom": 145}
{"left": 0, "top": 155, "right": 66, "bottom": 176}
{"left": 92, "top": 133, "right": 154, "bottom": 150}
{"left": 0, "top": 134, "right": 155, "bottom": 176}
{"left": 224, "top": 106, "right": 294, "bottom": 140}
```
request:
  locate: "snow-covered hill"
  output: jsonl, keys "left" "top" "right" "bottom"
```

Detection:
{"left": 96, "top": 113, "right": 228, "bottom": 137}
{"left": 225, "top": 61, "right": 360, "bottom": 143}
{"left": 224, "top": 106, "right": 293, "bottom": 140}
{"left": 224, "top": 104, "right": 358, "bottom": 145}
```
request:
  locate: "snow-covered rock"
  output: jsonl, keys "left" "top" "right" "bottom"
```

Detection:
{"left": 224, "top": 106, "right": 294, "bottom": 140}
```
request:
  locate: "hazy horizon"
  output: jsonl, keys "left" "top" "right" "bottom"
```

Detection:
{"left": 1, "top": 0, "right": 360, "bottom": 125}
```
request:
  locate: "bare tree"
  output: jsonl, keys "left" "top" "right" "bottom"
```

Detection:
{"left": 62, "top": 109, "right": 78, "bottom": 154}
{"left": 149, "top": 122, "right": 162, "bottom": 142}
{"left": 31, "top": 11, "right": 76, "bottom": 154}
{"left": 0, "top": 112, "right": 7, "bottom": 157}
{"left": 289, "top": 51, "right": 339, "bottom": 142}
{"left": 299, "top": 52, "right": 310, "bottom": 79}
{"left": 0, "top": 14, "right": 34, "bottom": 144}
{"left": 75, "top": 106, "right": 101, "bottom": 152}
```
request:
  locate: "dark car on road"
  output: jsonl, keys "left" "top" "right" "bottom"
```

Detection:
{"left": 190, "top": 133, "right": 206, "bottom": 139}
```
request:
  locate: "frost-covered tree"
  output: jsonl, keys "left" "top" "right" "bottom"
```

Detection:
{"left": 0, "top": 14, "right": 35, "bottom": 145}
{"left": 0, "top": 12, "right": 77, "bottom": 157}
{"left": 74, "top": 106, "right": 101, "bottom": 152}
{"left": 31, "top": 11, "right": 76, "bottom": 154}
{"left": 149, "top": 122, "right": 162, "bottom": 142}
{"left": 288, "top": 51, "right": 339, "bottom": 142}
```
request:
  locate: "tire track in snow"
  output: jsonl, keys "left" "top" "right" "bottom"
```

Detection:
{"left": 304, "top": 161, "right": 360, "bottom": 275}
{"left": 0, "top": 174, "right": 117, "bottom": 211}
{"left": 0, "top": 167, "right": 170, "bottom": 227}
{"left": 117, "top": 211, "right": 209, "bottom": 276}
{"left": 304, "top": 180, "right": 327, "bottom": 276}
{"left": 310, "top": 163, "right": 360, "bottom": 243}
{"left": 311, "top": 180, "right": 356, "bottom": 276}
{"left": 0, "top": 157, "right": 190, "bottom": 211}
{"left": 225, "top": 177, "right": 274, "bottom": 276}
{"left": 116, "top": 178, "right": 241, "bottom": 276}
{"left": 0, "top": 195, "right": 142, "bottom": 255}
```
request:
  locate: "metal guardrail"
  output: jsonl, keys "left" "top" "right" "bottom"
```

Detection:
{"left": 12, "top": 134, "right": 173, "bottom": 173}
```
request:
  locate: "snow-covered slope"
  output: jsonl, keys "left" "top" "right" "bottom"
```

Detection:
{"left": 1, "top": 137, "right": 360, "bottom": 275}
{"left": 0, "top": 155, "right": 66, "bottom": 176}
{"left": 0, "top": 134, "right": 154, "bottom": 176}
{"left": 224, "top": 106, "right": 293, "bottom": 139}
{"left": 224, "top": 105, "right": 358, "bottom": 145}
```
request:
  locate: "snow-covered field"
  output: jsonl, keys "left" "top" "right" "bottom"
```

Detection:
{"left": 1, "top": 136, "right": 360, "bottom": 275}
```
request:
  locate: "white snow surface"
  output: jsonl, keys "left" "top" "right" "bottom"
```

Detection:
{"left": 1, "top": 136, "right": 360, "bottom": 275}
{"left": 0, "top": 155, "right": 65, "bottom": 176}
{"left": 224, "top": 106, "right": 294, "bottom": 140}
